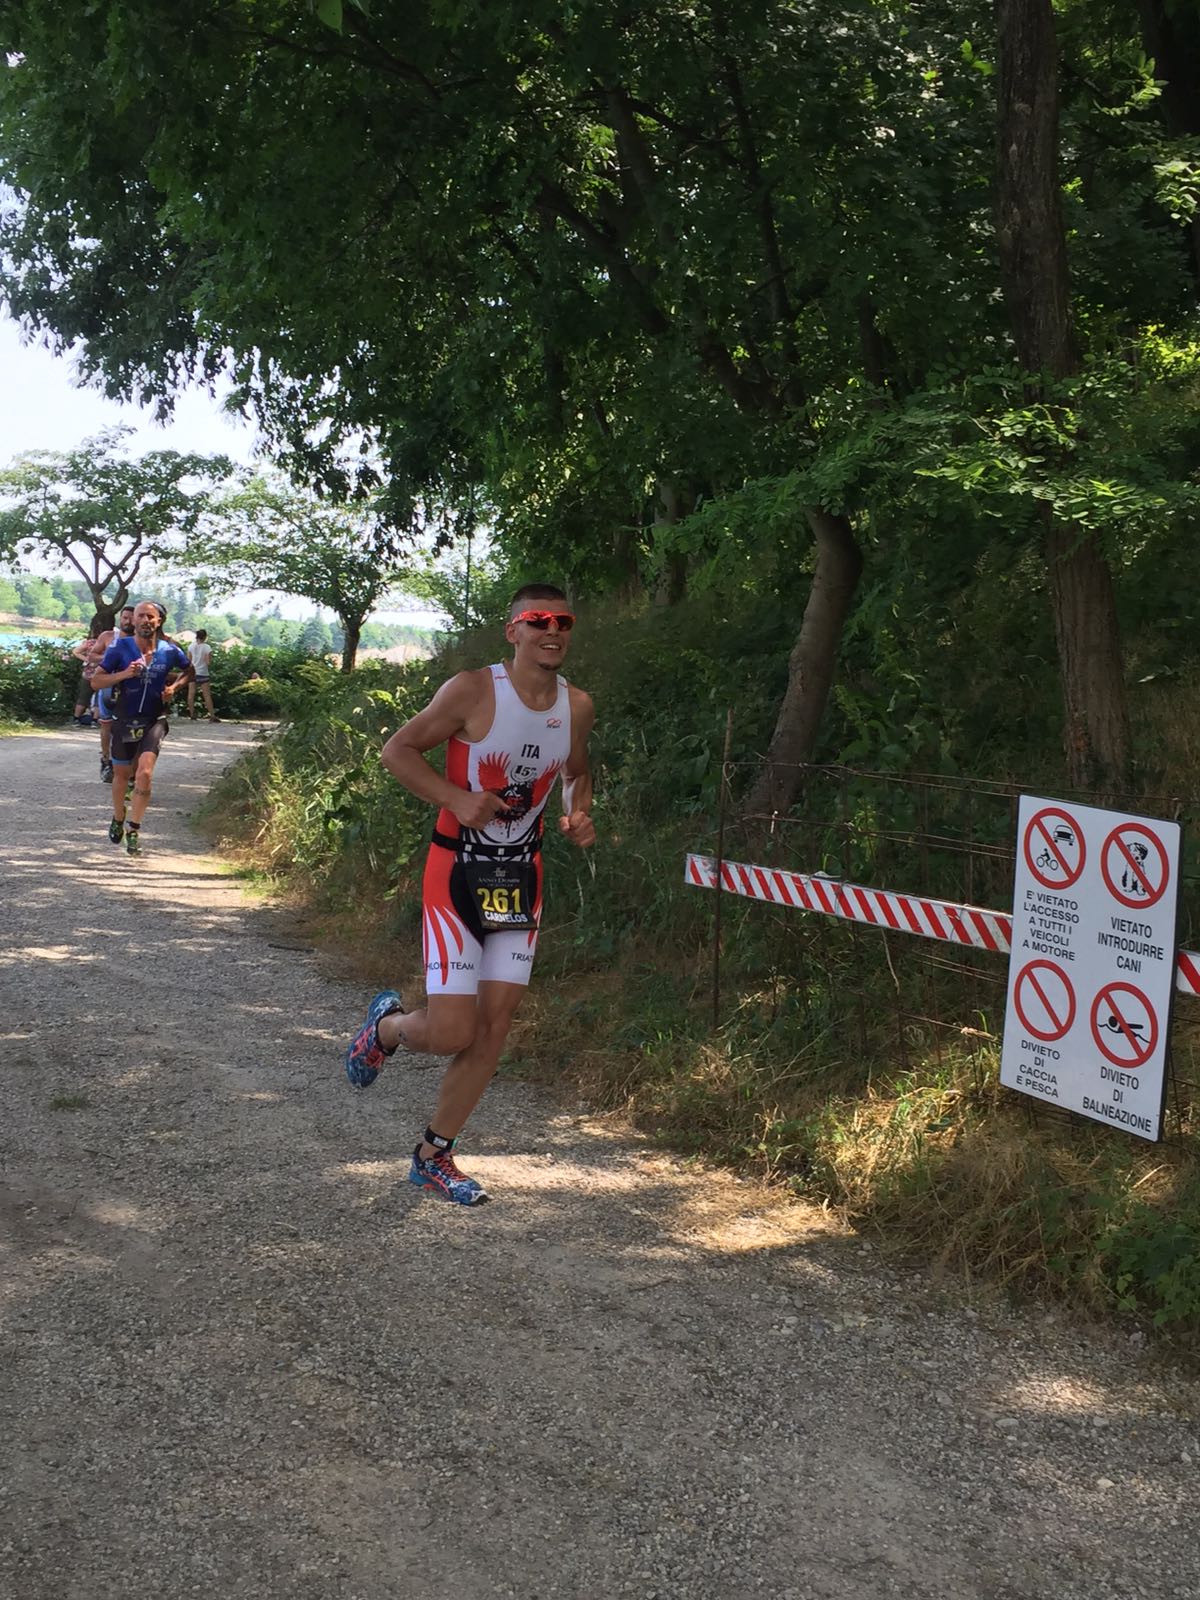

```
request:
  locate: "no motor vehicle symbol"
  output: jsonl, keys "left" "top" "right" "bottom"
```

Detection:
{"left": 1023, "top": 806, "right": 1085, "bottom": 891}
{"left": 1089, "top": 981, "right": 1159, "bottom": 1070}
{"left": 1100, "top": 823, "right": 1170, "bottom": 911}
{"left": 1013, "top": 960, "right": 1076, "bottom": 1042}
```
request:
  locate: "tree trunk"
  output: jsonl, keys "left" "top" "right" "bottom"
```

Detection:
{"left": 995, "top": 0, "right": 1131, "bottom": 789}
{"left": 1042, "top": 518, "right": 1130, "bottom": 787}
{"left": 85, "top": 580, "right": 126, "bottom": 622}
{"left": 652, "top": 477, "right": 692, "bottom": 606}
{"left": 743, "top": 510, "right": 863, "bottom": 817}
{"left": 340, "top": 617, "right": 361, "bottom": 673}
{"left": 613, "top": 518, "right": 644, "bottom": 601}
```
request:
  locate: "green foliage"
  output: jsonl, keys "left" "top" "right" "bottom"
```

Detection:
{"left": 204, "top": 643, "right": 320, "bottom": 715}
{"left": 0, "top": 638, "right": 82, "bottom": 720}
{"left": 4, "top": 0, "right": 1200, "bottom": 797}
{"left": 16, "top": 575, "right": 54, "bottom": 618}
{"left": 202, "top": 656, "right": 436, "bottom": 879}
{"left": 0, "top": 427, "right": 232, "bottom": 617}
{"left": 193, "top": 475, "right": 420, "bottom": 669}
{"left": 1100, "top": 1199, "right": 1200, "bottom": 1328}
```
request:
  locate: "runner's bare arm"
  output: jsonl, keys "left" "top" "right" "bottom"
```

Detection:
{"left": 162, "top": 663, "right": 195, "bottom": 700}
{"left": 559, "top": 687, "right": 596, "bottom": 848}
{"left": 381, "top": 670, "right": 512, "bottom": 829}
{"left": 74, "top": 630, "right": 113, "bottom": 669}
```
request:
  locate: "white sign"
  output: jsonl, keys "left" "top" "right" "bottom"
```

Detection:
{"left": 1001, "top": 796, "right": 1181, "bottom": 1142}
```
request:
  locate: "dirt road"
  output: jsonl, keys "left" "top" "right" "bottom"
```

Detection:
{"left": 2, "top": 723, "right": 1198, "bottom": 1599}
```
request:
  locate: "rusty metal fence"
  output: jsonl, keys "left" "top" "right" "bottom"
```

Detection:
{"left": 700, "top": 761, "right": 1200, "bottom": 1142}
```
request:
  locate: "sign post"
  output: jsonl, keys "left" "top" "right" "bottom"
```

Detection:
{"left": 1001, "top": 797, "right": 1181, "bottom": 1142}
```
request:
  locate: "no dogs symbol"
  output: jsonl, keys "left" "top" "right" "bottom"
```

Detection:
{"left": 1100, "top": 823, "right": 1170, "bottom": 912}
{"left": 1013, "top": 960, "right": 1076, "bottom": 1043}
{"left": 1023, "top": 807, "right": 1085, "bottom": 892}
{"left": 1089, "top": 982, "right": 1158, "bottom": 1070}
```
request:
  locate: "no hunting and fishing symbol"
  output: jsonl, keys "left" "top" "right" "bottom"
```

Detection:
{"left": 1012, "top": 960, "right": 1075, "bottom": 1043}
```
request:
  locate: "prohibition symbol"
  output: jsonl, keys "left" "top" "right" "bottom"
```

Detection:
{"left": 1100, "top": 823, "right": 1170, "bottom": 911}
{"left": 1089, "top": 982, "right": 1158, "bottom": 1069}
{"left": 1013, "top": 960, "right": 1076, "bottom": 1042}
{"left": 1023, "top": 806, "right": 1085, "bottom": 891}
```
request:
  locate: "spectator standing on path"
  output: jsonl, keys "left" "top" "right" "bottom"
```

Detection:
{"left": 69, "top": 615, "right": 107, "bottom": 726}
{"left": 344, "top": 583, "right": 596, "bottom": 1206}
{"left": 90, "top": 600, "right": 193, "bottom": 855}
{"left": 186, "top": 629, "right": 219, "bottom": 721}
{"left": 73, "top": 605, "right": 134, "bottom": 781}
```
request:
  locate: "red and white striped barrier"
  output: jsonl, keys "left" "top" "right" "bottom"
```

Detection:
{"left": 685, "top": 853, "right": 1200, "bottom": 995}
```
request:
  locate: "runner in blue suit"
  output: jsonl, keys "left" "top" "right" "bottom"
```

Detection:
{"left": 90, "top": 600, "right": 193, "bottom": 855}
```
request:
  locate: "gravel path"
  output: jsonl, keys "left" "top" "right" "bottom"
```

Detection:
{"left": 2, "top": 723, "right": 1199, "bottom": 1600}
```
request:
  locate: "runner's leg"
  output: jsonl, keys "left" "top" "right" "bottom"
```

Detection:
{"left": 110, "top": 760, "right": 132, "bottom": 822}
{"left": 128, "top": 750, "right": 159, "bottom": 827}
{"left": 379, "top": 992, "right": 477, "bottom": 1056}
{"left": 416, "top": 980, "right": 526, "bottom": 1156}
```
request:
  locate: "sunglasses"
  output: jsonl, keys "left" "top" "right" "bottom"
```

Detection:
{"left": 513, "top": 609, "right": 575, "bottom": 631}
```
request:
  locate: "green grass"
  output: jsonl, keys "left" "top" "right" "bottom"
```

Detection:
{"left": 49, "top": 1094, "right": 90, "bottom": 1111}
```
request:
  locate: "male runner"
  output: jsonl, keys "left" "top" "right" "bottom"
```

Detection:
{"left": 345, "top": 584, "right": 595, "bottom": 1205}
{"left": 73, "top": 605, "right": 135, "bottom": 781}
{"left": 90, "top": 600, "right": 193, "bottom": 855}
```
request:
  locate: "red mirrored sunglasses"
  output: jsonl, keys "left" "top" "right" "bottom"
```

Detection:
{"left": 512, "top": 609, "right": 575, "bottom": 631}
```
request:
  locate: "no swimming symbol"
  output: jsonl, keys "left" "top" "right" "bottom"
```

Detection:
{"left": 1089, "top": 981, "right": 1158, "bottom": 1070}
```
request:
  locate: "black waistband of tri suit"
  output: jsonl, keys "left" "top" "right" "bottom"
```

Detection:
{"left": 431, "top": 826, "right": 542, "bottom": 857}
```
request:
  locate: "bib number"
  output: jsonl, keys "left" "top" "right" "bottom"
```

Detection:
{"left": 461, "top": 857, "right": 538, "bottom": 933}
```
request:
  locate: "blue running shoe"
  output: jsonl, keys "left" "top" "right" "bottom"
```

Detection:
{"left": 345, "top": 990, "right": 403, "bottom": 1088}
{"left": 409, "top": 1145, "right": 490, "bottom": 1206}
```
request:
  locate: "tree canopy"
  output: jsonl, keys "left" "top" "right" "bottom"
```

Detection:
{"left": 196, "top": 476, "right": 414, "bottom": 671}
{"left": 0, "top": 426, "right": 232, "bottom": 623}
{"left": 2, "top": 2, "right": 1199, "bottom": 784}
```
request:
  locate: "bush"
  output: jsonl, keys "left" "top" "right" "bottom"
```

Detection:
{"left": 0, "top": 639, "right": 82, "bottom": 721}
{"left": 206, "top": 642, "right": 320, "bottom": 716}
{"left": 200, "top": 655, "right": 436, "bottom": 884}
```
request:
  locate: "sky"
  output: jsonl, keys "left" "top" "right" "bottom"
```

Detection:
{"left": 0, "top": 313, "right": 257, "bottom": 466}
{"left": 0, "top": 315, "right": 442, "bottom": 624}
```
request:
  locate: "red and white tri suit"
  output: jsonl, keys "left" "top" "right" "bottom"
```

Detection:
{"left": 422, "top": 663, "right": 572, "bottom": 995}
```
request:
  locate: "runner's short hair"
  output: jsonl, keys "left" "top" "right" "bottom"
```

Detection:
{"left": 509, "top": 583, "right": 569, "bottom": 615}
{"left": 137, "top": 598, "right": 168, "bottom": 623}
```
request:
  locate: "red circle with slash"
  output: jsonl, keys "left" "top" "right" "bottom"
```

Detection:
{"left": 1089, "top": 982, "right": 1158, "bottom": 1069}
{"left": 1012, "top": 960, "right": 1076, "bottom": 1042}
{"left": 1023, "top": 807, "right": 1085, "bottom": 891}
{"left": 1100, "top": 823, "right": 1170, "bottom": 912}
